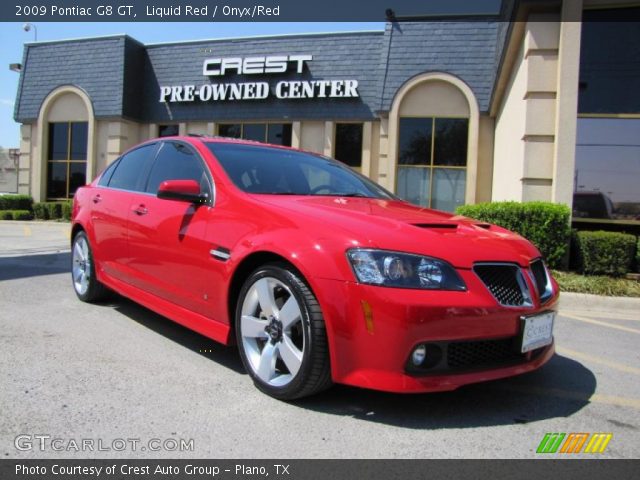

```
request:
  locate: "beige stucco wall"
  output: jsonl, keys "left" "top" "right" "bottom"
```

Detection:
{"left": 47, "top": 93, "right": 89, "bottom": 122}
{"left": 18, "top": 124, "right": 35, "bottom": 196}
{"left": 399, "top": 80, "right": 470, "bottom": 117}
{"left": 492, "top": 6, "right": 582, "bottom": 206}
{"left": 476, "top": 115, "right": 495, "bottom": 203}
{"left": 493, "top": 41, "right": 528, "bottom": 201}
{"left": 552, "top": 1, "right": 582, "bottom": 205}
{"left": 493, "top": 16, "right": 562, "bottom": 202}
{"left": 299, "top": 121, "right": 325, "bottom": 154}
{"left": 368, "top": 121, "right": 381, "bottom": 183}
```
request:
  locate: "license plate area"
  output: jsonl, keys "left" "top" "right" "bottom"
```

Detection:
{"left": 520, "top": 311, "right": 555, "bottom": 353}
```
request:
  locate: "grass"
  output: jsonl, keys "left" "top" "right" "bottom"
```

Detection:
{"left": 552, "top": 270, "right": 640, "bottom": 298}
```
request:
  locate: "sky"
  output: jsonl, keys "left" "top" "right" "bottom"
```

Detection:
{"left": 0, "top": 22, "right": 384, "bottom": 149}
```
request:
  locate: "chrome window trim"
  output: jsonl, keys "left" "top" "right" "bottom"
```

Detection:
{"left": 100, "top": 140, "right": 217, "bottom": 208}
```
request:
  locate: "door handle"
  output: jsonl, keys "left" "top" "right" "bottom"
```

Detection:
{"left": 132, "top": 205, "right": 148, "bottom": 216}
{"left": 92, "top": 194, "right": 102, "bottom": 204}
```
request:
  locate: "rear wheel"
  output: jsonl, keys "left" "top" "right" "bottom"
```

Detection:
{"left": 71, "top": 231, "right": 107, "bottom": 302}
{"left": 235, "top": 263, "right": 332, "bottom": 400}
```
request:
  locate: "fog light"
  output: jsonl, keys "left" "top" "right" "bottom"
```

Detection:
{"left": 412, "top": 344, "right": 426, "bottom": 365}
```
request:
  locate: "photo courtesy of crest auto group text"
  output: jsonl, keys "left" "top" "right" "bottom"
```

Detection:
{"left": 1, "top": 0, "right": 639, "bottom": 477}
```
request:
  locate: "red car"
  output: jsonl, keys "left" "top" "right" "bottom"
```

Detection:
{"left": 71, "top": 136, "right": 558, "bottom": 400}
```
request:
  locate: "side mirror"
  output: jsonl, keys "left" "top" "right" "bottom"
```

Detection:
{"left": 157, "top": 179, "right": 208, "bottom": 204}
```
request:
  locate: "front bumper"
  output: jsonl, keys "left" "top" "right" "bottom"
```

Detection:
{"left": 313, "top": 270, "right": 558, "bottom": 393}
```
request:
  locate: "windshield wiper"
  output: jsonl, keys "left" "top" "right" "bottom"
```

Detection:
{"left": 252, "top": 192, "right": 304, "bottom": 195}
{"left": 315, "top": 192, "right": 372, "bottom": 198}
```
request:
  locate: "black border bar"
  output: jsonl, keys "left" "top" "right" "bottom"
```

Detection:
{"left": 6, "top": 0, "right": 504, "bottom": 22}
{"left": 2, "top": 460, "right": 639, "bottom": 480}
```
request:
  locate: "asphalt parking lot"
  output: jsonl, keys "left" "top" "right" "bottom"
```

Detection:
{"left": 1, "top": 221, "right": 639, "bottom": 459}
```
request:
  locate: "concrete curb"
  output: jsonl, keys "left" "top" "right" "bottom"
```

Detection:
{"left": 559, "top": 292, "right": 640, "bottom": 313}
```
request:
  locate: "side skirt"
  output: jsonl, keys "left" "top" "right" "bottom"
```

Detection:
{"left": 100, "top": 273, "right": 231, "bottom": 345}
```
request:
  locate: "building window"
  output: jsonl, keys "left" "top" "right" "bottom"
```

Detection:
{"left": 217, "top": 123, "right": 292, "bottom": 146}
{"left": 46, "top": 122, "right": 88, "bottom": 199}
{"left": 574, "top": 11, "right": 640, "bottom": 225}
{"left": 334, "top": 123, "right": 363, "bottom": 168}
{"left": 158, "top": 124, "right": 179, "bottom": 137}
{"left": 573, "top": 118, "right": 640, "bottom": 223}
{"left": 396, "top": 117, "right": 468, "bottom": 211}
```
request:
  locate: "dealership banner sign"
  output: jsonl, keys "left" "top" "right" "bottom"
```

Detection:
{"left": 159, "top": 55, "right": 359, "bottom": 103}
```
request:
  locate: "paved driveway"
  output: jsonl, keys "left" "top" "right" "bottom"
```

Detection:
{"left": 1, "top": 221, "right": 638, "bottom": 458}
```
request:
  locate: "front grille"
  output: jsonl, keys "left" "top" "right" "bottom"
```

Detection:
{"left": 530, "top": 259, "right": 552, "bottom": 302}
{"left": 447, "top": 338, "right": 520, "bottom": 369}
{"left": 474, "top": 264, "right": 531, "bottom": 307}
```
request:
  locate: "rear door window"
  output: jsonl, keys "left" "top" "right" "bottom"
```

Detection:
{"left": 97, "top": 159, "right": 120, "bottom": 187}
{"left": 108, "top": 144, "right": 157, "bottom": 192}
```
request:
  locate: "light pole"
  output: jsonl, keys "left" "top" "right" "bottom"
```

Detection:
{"left": 23, "top": 23, "right": 37, "bottom": 42}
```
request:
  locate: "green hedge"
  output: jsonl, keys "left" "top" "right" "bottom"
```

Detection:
{"left": 574, "top": 230, "right": 636, "bottom": 277}
{"left": 455, "top": 201, "right": 571, "bottom": 269}
{"left": 0, "top": 210, "right": 33, "bottom": 220}
{"left": 32, "top": 202, "right": 49, "bottom": 220}
{"left": 62, "top": 201, "right": 72, "bottom": 221}
{"left": 637, "top": 238, "right": 640, "bottom": 273}
{"left": 0, "top": 194, "right": 33, "bottom": 211}
{"left": 33, "top": 201, "right": 72, "bottom": 220}
{"left": 46, "top": 202, "right": 62, "bottom": 219}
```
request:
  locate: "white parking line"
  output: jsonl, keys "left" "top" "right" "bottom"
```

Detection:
{"left": 562, "top": 310, "right": 640, "bottom": 322}
{"left": 496, "top": 384, "right": 640, "bottom": 410}
{"left": 556, "top": 346, "right": 640, "bottom": 376}
{"left": 561, "top": 312, "right": 640, "bottom": 335}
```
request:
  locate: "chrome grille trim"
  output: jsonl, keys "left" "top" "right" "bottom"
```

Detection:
{"left": 473, "top": 263, "right": 533, "bottom": 307}
{"left": 530, "top": 259, "right": 553, "bottom": 304}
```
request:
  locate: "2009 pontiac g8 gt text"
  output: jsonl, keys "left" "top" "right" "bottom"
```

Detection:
{"left": 71, "top": 136, "right": 558, "bottom": 399}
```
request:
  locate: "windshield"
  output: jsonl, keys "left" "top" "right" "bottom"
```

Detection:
{"left": 206, "top": 142, "right": 395, "bottom": 199}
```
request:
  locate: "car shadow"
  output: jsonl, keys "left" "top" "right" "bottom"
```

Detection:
{"left": 98, "top": 294, "right": 246, "bottom": 375}
{"left": 292, "top": 354, "right": 597, "bottom": 429}
{"left": 0, "top": 252, "right": 70, "bottom": 281}
{"left": 98, "top": 294, "right": 596, "bottom": 429}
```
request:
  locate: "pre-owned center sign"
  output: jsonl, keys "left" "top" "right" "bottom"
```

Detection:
{"left": 159, "top": 55, "right": 359, "bottom": 102}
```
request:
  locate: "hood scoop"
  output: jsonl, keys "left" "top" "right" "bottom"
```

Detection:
{"left": 412, "top": 223, "right": 458, "bottom": 229}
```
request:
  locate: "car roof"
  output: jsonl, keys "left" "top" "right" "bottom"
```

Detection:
{"left": 161, "top": 135, "right": 295, "bottom": 150}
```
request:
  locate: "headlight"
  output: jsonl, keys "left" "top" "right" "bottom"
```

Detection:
{"left": 346, "top": 249, "right": 466, "bottom": 290}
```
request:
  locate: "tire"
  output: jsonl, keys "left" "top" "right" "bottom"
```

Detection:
{"left": 235, "top": 263, "right": 332, "bottom": 400}
{"left": 71, "top": 231, "right": 108, "bottom": 303}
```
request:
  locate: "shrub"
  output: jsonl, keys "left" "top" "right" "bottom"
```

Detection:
{"left": 0, "top": 194, "right": 33, "bottom": 211}
{"left": 32, "top": 202, "right": 50, "bottom": 220}
{"left": 45, "top": 202, "right": 63, "bottom": 220}
{"left": 61, "top": 201, "right": 72, "bottom": 221}
{"left": 11, "top": 210, "right": 33, "bottom": 220}
{"left": 31, "top": 201, "right": 72, "bottom": 221}
{"left": 637, "top": 238, "right": 640, "bottom": 273}
{"left": 574, "top": 230, "right": 636, "bottom": 277}
{"left": 0, "top": 210, "right": 33, "bottom": 220}
{"left": 455, "top": 201, "right": 571, "bottom": 269}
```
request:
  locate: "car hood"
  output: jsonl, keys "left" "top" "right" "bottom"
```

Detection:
{"left": 255, "top": 195, "right": 541, "bottom": 269}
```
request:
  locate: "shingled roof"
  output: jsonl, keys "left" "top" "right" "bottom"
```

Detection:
{"left": 14, "top": 19, "right": 505, "bottom": 123}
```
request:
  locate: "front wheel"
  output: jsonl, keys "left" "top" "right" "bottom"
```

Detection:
{"left": 71, "top": 231, "right": 107, "bottom": 303}
{"left": 235, "top": 264, "right": 332, "bottom": 400}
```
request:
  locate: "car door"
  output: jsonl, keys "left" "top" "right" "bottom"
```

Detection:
{"left": 90, "top": 143, "right": 158, "bottom": 282}
{"left": 126, "top": 141, "right": 215, "bottom": 317}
